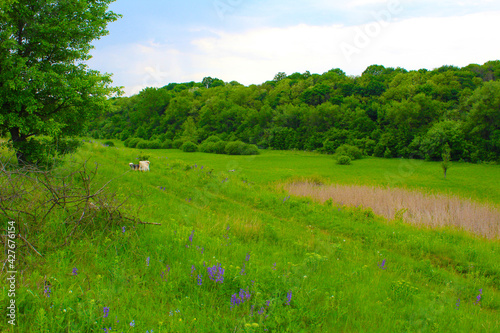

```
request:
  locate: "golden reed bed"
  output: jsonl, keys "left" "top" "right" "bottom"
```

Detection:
{"left": 285, "top": 182, "right": 500, "bottom": 239}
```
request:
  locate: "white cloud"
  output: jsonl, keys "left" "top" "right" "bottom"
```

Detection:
{"left": 90, "top": 9, "right": 500, "bottom": 96}
{"left": 190, "top": 10, "right": 500, "bottom": 84}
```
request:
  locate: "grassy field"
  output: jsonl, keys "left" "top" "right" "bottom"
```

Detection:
{"left": 118, "top": 145, "right": 500, "bottom": 205}
{"left": 1, "top": 141, "right": 499, "bottom": 332}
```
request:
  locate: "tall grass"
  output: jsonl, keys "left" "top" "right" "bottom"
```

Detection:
{"left": 285, "top": 182, "right": 500, "bottom": 239}
{"left": 1, "top": 141, "right": 499, "bottom": 332}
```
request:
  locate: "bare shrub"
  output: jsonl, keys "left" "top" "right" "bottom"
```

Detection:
{"left": 285, "top": 181, "right": 500, "bottom": 239}
{"left": 0, "top": 160, "right": 153, "bottom": 264}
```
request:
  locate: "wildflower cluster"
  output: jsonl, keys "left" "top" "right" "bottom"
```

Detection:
{"left": 207, "top": 263, "right": 225, "bottom": 283}
{"left": 197, "top": 274, "right": 203, "bottom": 285}
{"left": 44, "top": 285, "right": 51, "bottom": 297}
{"left": 103, "top": 307, "right": 110, "bottom": 318}
{"left": 254, "top": 300, "right": 271, "bottom": 318}
{"left": 286, "top": 290, "right": 292, "bottom": 305}
{"left": 230, "top": 289, "right": 251, "bottom": 309}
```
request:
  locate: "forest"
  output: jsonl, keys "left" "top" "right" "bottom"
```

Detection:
{"left": 88, "top": 61, "right": 500, "bottom": 162}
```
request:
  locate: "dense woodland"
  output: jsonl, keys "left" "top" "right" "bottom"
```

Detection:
{"left": 88, "top": 61, "right": 500, "bottom": 162}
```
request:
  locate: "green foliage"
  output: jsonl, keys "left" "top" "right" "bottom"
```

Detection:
{"left": 335, "top": 144, "right": 363, "bottom": 160}
{"left": 204, "top": 135, "right": 222, "bottom": 143}
{"left": 125, "top": 138, "right": 141, "bottom": 148}
{"left": 181, "top": 116, "right": 198, "bottom": 143}
{"left": 89, "top": 61, "right": 500, "bottom": 163}
{"left": 181, "top": 141, "right": 198, "bottom": 152}
{"left": 199, "top": 141, "right": 227, "bottom": 154}
{"left": 135, "top": 139, "right": 149, "bottom": 149}
{"left": 0, "top": 0, "right": 121, "bottom": 165}
{"left": 173, "top": 139, "right": 185, "bottom": 149}
{"left": 241, "top": 143, "right": 260, "bottom": 155}
{"left": 150, "top": 139, "right": 163, "bottom": 149}
{"left": 464, "top": 81, "right": 500, "bottom": 161}
{"left": 8, "top": 137, "right": 83, "bottom": 169}
{"left": 137, "top": 153, "right": 150, "bottom": 161}
{"left": 225, "top": 141, "right": 260, "bottom": 155}
{"left": 225, "top": 141, "right": 247, "bottom": 155}
{"left": 162, "top": 139, "right": 173, "bottom": 149}
{"left": 336, "top": 155, "right": 351, "bottom": 165}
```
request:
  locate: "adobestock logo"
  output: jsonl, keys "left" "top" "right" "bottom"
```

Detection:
{"left": 213, "top": 0, "right": 245, "bottom": 21}
{"left": 142, "top": 65, "right": 169, "bottom": 88}
{"left": 340, "top": 0, "right": 403, "bottom": 63}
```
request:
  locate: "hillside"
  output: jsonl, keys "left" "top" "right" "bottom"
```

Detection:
{"left": 89, "top": 61, "right": 500, "bottom": 163}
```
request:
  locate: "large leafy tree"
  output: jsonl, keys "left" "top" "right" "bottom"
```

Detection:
{"left": 0, "top": 0, "right": 120, "bottom": 164}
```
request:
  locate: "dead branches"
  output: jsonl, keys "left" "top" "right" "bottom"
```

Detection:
{"left": 0, "top": 159, "right": 155, "bottom": 260}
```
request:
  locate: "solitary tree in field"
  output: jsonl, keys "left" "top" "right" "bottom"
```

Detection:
{"left": 0, "top": 0, "right": 121, "bottom": 165}
{"left": 441, "top": 143, "right": 451, "bottom": 179}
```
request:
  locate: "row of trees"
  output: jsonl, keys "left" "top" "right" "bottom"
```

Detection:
{"left": 90, "top": 61, "right": 500, "bottom": 162}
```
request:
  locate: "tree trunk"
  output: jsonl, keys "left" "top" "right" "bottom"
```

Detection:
{"left": 9, "top": 127, "right": 27, "bottom": 166}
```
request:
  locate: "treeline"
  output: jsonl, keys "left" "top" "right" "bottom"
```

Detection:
{"left": 88, "top": 61, "right": 500, "bottom": 162}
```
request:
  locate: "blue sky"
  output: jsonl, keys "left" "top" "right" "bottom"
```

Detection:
{"left": 87, "top": 0, "right": 500, "bottom": 96}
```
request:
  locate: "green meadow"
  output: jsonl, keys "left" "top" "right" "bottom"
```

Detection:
{"left": 1, "top": 141, "right": 499, "bottom": 332}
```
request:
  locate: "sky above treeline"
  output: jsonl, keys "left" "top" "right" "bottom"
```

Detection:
{"left": 87, "top": 0, "right": 500, "bottom": 96}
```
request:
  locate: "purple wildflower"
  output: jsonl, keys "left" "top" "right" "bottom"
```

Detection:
{"left": 230, "top": 294, "right": 241, "bottom": 309}
{"left": 130, "top": 320, "right": 135, "bottom": 327}
{"left": 207, "top": 263, "right": 225, "bottom": 283}
{"left": 258, "top": 307, "right": 265, "bottom": 315}
{"left": 273, "top": 262, "right": 277, "bottom": 270}
{"left": 189, "top": 229, "right": 195, "bottom": 243}
{"left": 286, "top": 290, "right": 292, "bottom": 305}
{"left": 197, "top": 274, "right": 203, "bottom": 285}
{"left": 230, "top": 288, "right": 251, "bottom": 309}
{"left": 122, "top": 226, "right": 126, "bottom": 233}
{"left": 245, "top": 252, "right": 251, "bottom": 261}
{"left": 240, "top": 264, "right": 246, "bottom": 275}
{"left": 456, "top": 298, "right": 460, "bottom": 310}
{"left": 146, "top": 257, "right": 150, "bottom": 266}
{"left": 103, "top": 307, "right": 110, "bottom": 318}
{"left": 379, "top": 259, "right": 386, "bottom": 270}
{"left": 191, "top": 265, "right": 196, "bottom": 275}
{"left": 44, "top": 285, "right": 51, "bottom": 297}
{"left": 476, "top": 289, "right": 482, "bottom": 304}
{"left": 161, "top": 265, "right": 170, "bottom": 280}
{"left": 72, "top": 267, "right": 78, "bottom": 276}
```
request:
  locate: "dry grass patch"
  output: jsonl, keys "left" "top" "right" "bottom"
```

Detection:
{"left": 285, "top": 182, "right": 500, "bottom": 239}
